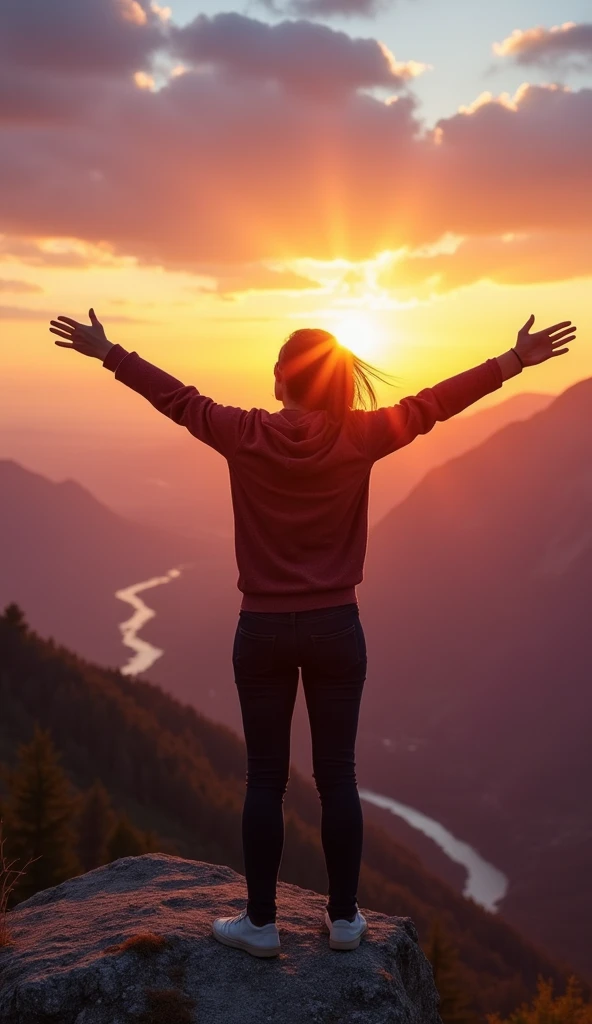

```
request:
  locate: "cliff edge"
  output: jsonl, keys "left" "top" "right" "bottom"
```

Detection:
{"left": 0, "top": 853, "right": 442, "bottom": 1024}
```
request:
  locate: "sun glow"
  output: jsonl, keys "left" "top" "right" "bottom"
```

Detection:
{"left": 332, "top": 312, "right": 385, "bottom": 362}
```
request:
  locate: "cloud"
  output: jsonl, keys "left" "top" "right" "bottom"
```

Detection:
{"left": 0, "top": 235, "right": 132, "bottom": 269}
{"left": 0, "top": 0, "right": 167, "bottom": 126}
{"left": 0, "top": 0, "right": 590, "bottom": 292}
{"left": 378, "top": 231, "right": 592, "bottom": 294}
{"left": 0, "top": 54, "right": 424, "bottom": 266}
{"left": 258, "top": 0, "right": 392, "bottom": 21}
{"left": 170, "top": 13, "right": 424, "bottom": 98}
{"left": 0, "top": 65, "right": 105, "bottom": 126}
{"left": 0, "top": 305, "right": 154, "bottom": 322}
{"left": 189, "top": 263, "right": 323, "bottom": 298}
{"left": 0, "top": 0, "right": 166, "bottom": 77}
{"left": 415, "top": 83, "right": 592, "bottom": 244}
{"left": 0, "top": 278, "right": 43, "bottom": 294}
{"left": 493, "top": 22, "right": 592, "bottom": 68}
{"left": 0, "top": 306, "right": 55, "bottom": 320}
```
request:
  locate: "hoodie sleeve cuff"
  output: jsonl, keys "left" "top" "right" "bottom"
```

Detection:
{"left": 487, "top": 356, "right": 503, "bottom": 389}
{"left": 103, "top": 343, "right": 131, "bottom": 373}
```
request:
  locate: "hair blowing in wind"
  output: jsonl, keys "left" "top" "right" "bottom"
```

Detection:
{"left": 277, "top": 328, "right": 402, "bottom": 424}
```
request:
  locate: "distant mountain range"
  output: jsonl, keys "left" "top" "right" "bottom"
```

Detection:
{"left": 369, "top": 390, "right": 553, "bottom": 526}
{"left": 357, "top": 375, "right": 592, "bottom": 978}
{"left": 0, "top": 459, "right": 202, "bottom": 668}
{"left": 0, "top": 391, "right": 552, "bottom": 541}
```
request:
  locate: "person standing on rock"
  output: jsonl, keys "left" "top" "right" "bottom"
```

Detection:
{"left": 50, "top": 309, "right": 576, "bottom": 958}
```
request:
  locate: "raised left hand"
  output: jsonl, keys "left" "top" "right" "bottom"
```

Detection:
{"left": 49, "top": 309, "right": 113, "bottom": 361}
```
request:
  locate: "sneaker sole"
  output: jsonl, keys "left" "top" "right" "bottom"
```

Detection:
{"left": 212, "top": 928, "right": 281, "bottom": 957}
{"left": 325, "top": 917, "right": 368, "bottom": 950}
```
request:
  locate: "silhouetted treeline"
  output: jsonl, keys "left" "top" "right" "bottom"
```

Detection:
{"left": 486, "top": 976, "right": 592, "bottom": 1023}
{"left": 0, "top": 726, "right": 163, "bottom": 905}
{"left": 0, "top": 602, "right": 584, "bottom": 1020}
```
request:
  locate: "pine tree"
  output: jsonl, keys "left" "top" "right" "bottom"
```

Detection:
{"left": 424, "top": 917, "right": 477, "bottom": 1024}
{"left": 76, "top": 779, "right": 115, "bottom": 872}
{"left": 5, "top": 724, "right": 81, "bottom": 901}
{"left": 1, "top": 603, "right": 28, "bottom": 635}
{"left": 106, "top": 813, "right": 152, "bottom": 860}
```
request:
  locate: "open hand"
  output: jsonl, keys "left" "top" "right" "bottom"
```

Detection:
{"left": 49, "top": 309, "right": 113, "bottom": 361}
{"left": 515, "top": 314, "right": 576, "bottom": 367}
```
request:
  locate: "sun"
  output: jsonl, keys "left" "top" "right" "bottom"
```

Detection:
{"left": 331, "top": 313, "right": 385, "bottom": 362}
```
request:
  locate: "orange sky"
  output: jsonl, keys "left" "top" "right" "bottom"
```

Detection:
{"left": 2, "top": 255, "right": 588, "bottom": 438}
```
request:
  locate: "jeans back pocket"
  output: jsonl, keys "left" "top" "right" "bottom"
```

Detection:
{"left": 309, "top": 621, "right": 366, "bottom": 679}
{"left": 233, "top": 625, "right": 277, "bottom": 676}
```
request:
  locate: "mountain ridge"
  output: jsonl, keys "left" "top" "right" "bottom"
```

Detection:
{"left": 358, "top": 371, "right": 592, "bottom": 977}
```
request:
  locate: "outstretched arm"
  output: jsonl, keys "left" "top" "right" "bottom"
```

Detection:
{"left": 359, "top": 314, "right": 577, "bottom": 463}
{"left": 49, "top": 309, "right": 247, "bottom": 459}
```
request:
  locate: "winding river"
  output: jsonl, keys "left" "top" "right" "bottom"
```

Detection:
{"left": 358, "top": 789, "right": 508, "bottom": 911}
{"left": 113, "top": 567, "right": 509, "bottom": 912}
{"left": 114, "top": 562, "right": 195, "bottom": 677}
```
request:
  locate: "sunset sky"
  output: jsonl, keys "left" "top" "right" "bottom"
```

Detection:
{"left": 1, "top": 0, "right": 590, "bottom": 437}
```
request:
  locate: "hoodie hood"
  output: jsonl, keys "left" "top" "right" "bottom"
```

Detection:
{"left": 259, "top": 407, "right": 342, "bottom": 464}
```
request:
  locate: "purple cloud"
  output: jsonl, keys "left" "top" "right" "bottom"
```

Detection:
{"left": 170, "top": 14, "right": 422, "bottom": 97}
{"left": 260, "top": 0, "right": 392, "bottom": 19}
{"left": 0, "top": 0, "right": 166, "bottom": 77}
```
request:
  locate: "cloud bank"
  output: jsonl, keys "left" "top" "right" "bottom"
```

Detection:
{"left": 1, "top": 1, "right": 591, "bottom": 295}
{"left": 169, "top": 14, "right": 423, "bottom": 97}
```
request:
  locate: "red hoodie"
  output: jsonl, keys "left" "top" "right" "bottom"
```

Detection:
{"left": 103, "top": 344, "right": 503, "bottom": 611}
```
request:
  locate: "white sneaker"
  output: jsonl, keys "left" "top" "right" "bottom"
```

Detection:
{"left": 324, "top": 909, "right": 368, "bottom": 950}
{"left": 212, "top": 909, "right": 281, "bottom": 958}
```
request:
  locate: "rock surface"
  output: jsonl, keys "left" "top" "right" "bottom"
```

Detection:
{"left": 0, "top": 853, "right": 442, "bottom": 1024}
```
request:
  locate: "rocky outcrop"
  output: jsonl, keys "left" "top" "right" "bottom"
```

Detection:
{"left": 0, "top": 853, "right": 442, "bottom": 1023}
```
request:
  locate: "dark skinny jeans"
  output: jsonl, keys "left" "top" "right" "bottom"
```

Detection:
{"left": 232, "top": 602, "right": 367, "bottom": 927}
